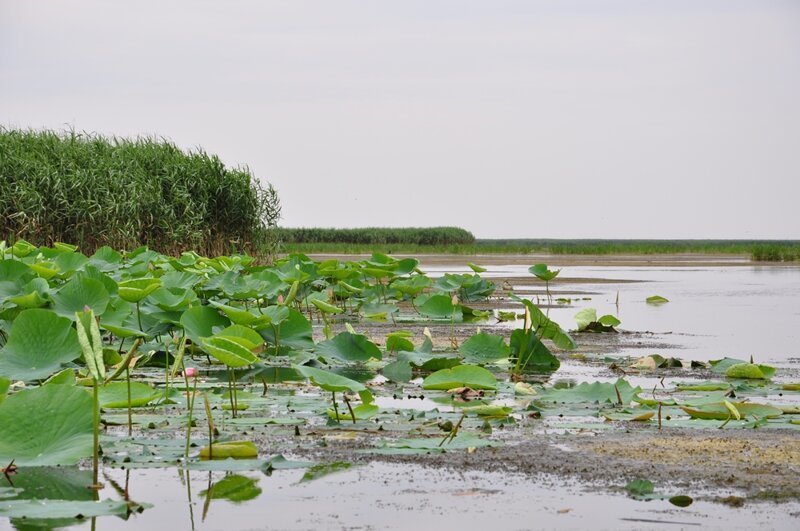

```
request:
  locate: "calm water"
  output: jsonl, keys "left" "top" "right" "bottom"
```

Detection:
{"left": 6, "top": 464, "right": 796, "bottom": 531}
{"left": 426, "top": 263, "right": 800, "bottom": 365}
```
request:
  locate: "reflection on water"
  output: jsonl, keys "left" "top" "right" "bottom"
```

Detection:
{"left": 4, "top": 463, "right": 798, "bottom": 531}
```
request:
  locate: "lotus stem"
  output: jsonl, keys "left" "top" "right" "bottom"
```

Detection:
{"left": 92, "top": 378, "right": 100, "bottom": 489}
{"left": 126, "top": 366, "right": 132, "bottom": 437}
{"left": 343, "top": 393, "right": 356, "bottom": 424}
{"left": 331, "top": 391, "right": 340, "bottom": 423}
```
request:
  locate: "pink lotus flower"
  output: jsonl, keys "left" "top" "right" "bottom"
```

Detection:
{"left": 184, "top": 367, "right": 198, "bottom": 378}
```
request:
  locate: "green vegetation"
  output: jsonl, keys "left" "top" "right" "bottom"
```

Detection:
{"left": 0, "top": 128, "right": 281, "bottom": 257}
{"left": 281, "top": 237, "right": 800, "bottom": 261}
{"left": 0, "top": 242, "right": 798, "bottom": 525}
{"left": 278, "top": 227, "right": 475, "bottom": 246}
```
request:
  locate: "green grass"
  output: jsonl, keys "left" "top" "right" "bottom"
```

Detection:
{"left": 1, "top": 128, "right": 280, "bottom": 256}
{"left": 281, "top": 239, "right": 800, "bottom": 261}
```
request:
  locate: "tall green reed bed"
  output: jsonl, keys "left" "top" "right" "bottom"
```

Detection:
{"left": 278, "top": 227, "right": 475, "bottom": 246}
{"left": 0, "top": 128, "right": 280, "bottom": 257}
{"left": 282, "top": 238, "right": 800, "bottom": 261}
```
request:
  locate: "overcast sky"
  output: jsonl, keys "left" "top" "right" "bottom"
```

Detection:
{"left": 2, "top": 0, "right": 799, "bottom": 239}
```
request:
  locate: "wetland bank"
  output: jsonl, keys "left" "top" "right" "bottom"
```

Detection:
{"left": 0, "top": 247, "right": 798, "bottom": 530}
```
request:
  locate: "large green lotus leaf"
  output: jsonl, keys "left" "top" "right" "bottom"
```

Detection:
{"left": 0, "top": 260, "right": 35, "bottom": 283}
{"left": 201, "top": 475, "right": 262, "bottom": 502}
{"left": 0, "top": 384, "right": 93, "bottom": 465}
{"left": 180, "top": 306, "right": 230, "bottom": 346}
{"left": 418, "top": 294, "right": 462, "bottom": 320}
{"left": 51, "top": 277, "right": 110, "bottom": 319}
{"left": 293, "top": 364, "right": 373, "bottom": 404}
{"left": 422, "top": 365, "right": 497, "bottom": 390}
{"left": 7, "top": 278, "right": 50, "bottom": 309}
{"left": 315, "top": 332, "right": 382, "bottom": 362}
{"left": 459, "top": 333, "right": 509, "bottom": 364}
{"left": 725, "top": 363, "right": 776, "bottom": 380}
{"left": 0, "top": 309, "right": 81, "bottom": 381}
{"left": 159, "top": 271, "right": 201, "bottom": 290}
{"left": 208, "top": 300, "right": 272, "bottom": 327}
{"left": 529, "top": 264, "right": 560, "bottom": 281}
{"left": 390, "top": 275, "right": 431, "bottom": 297}
{"left": 260, "top": 308, "right": 313, "bottom": 351}
{"left": 0, "top": 376, "right": 9, "bottom": 405}
{"left": 9, "top": 239, "right": 36, "bottom": 258}
{"left": 381, "top": 359, "right": 413, "bottom": 383}
{"left": 52, "top": 252, "right": 88, "bottom": 277}
{"left": 200, "top": 335, "right": 259, "bottom": 367}
{"left": 148, "top": 287, "right": 198, "bottom": 311}
{"left": 99, "top": 382, "right": 162, "bottom": 408}
{"left": 117, "top": 277, "right": 161, "bottom": 303}
{"left": 539, "top": 378, "right": 641, "bottom": 405}
{"left": 88, "top": 245, "right": 123, "bottom": 271}
{"left": 509, "top": 328, "right": 560, "bottom": 372}
{"left": 218, "top": 324, "right": 264, "bottom": 349}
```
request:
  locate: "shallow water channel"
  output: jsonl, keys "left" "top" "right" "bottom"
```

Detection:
{"left": 2, "top": 258, "right": 799, "bottom": 530}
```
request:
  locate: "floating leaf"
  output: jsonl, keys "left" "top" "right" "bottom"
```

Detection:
{"left": 680, "top": 402, "right": 783, "bottom": 420}
{"left": 539, "top": 379, "right": 641, "bottom": 405}
{"left": 315, "top": 332, "right": 382, "bottom": 362}
{"left": 293, "top": 365, "right": 374, "bottom": 404}
{"left": 646, "top": 295, "right": 669, "bottom": 304}
{"left": 99, "top": 382, "right": 162, "bottom": 408}
{"left": 199, "top": 441, "right": 258, "bottom": 459}
{"left": 422, "top": 365, "right": 497, "bottom": 391}
{"left": 669, "top": 495, "right": 693, "bottom": 507}
{"left": 459, "top": 333, "right": 509, "bottom": 364}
